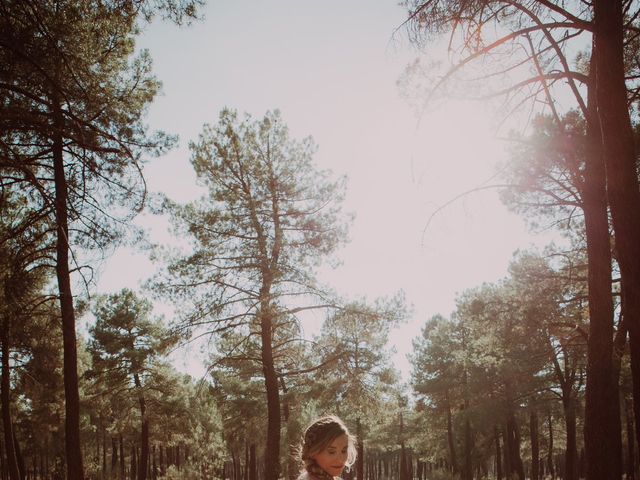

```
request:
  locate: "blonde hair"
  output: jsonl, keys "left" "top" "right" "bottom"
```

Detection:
{"left": 300, "top": 415, "right": 357, "bottom": 473}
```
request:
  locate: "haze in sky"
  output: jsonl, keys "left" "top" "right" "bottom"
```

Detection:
{"left": 96, "top": 0, "right": 556, "bottom": 379}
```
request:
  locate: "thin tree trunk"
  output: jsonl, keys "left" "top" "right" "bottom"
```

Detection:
{"left": 503, "top": 425, "right": 511, "bottom": 479}
{"left": 356, "top": 418, "right": 364, "bottom": 480}
{"left": 530, "top": 410, "right": 539, "bottom": 480}
{"left": 463, "top": 417, "right": 472, "bottom": 480}
{"left": 11, "top": 432, "right": 24, "bottom": 480}
{"left": 462, "top": 368, "right": 472, "bottom": 480}
{"left": 399, "top": 413, "right": 408, "bottom": 480}
{"left": 444, "top": 389, "right": 457, "bottom": 473}
{"left": 119, "top": 435, "right": 125, "bottom": 479}
{"left": 506, "top": 411, "right": 524, "bottom": 480}
{"left": 133, "top": 373, "right": 149, "bottom": 480}
{"left": 52, "top": 93, "right": 84, "bottom": 480}
{"left": 102, "top": 429, "right": 107, "bottom": 478}
{"left": 232, "top": 452, "right": 237, "bottom": 480}
{"left": 130, "top": 445, "right": 136, "bottom": 480}
{"left": 152, "top": 446, "right": 157, "bottom": 480}
{"left": 244, "top": 442, "right": 249, "bottom": 480}
{"left": 548, "top": 413, "right": 555, "bottom": 479}
{"left": 495, "top": 426, "right": 502, "bottom": 480}
{"left": 1, "top": 331, "right": 21, "bottom": 480}
{"left": 111, "top": 438, "right": 118, "bottom": 479}
{"left": 249, "top": 444, "right": 257, "bottom": 480}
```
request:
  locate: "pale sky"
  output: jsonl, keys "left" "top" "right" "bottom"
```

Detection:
{"left": 96, "top": 0, "right": 557, "bottom": 380}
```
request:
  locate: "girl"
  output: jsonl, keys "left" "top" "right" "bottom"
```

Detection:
{"left": 297, "top": 415, "right": 358, "bottom": 480}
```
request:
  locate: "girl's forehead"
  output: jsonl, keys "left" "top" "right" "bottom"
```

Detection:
{"left": 327, "top": 434, "right": 349, "bottom": 449}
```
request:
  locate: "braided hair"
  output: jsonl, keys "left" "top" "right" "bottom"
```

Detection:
{"left": 299, "top": 415, "right": 357, "bottom": 480}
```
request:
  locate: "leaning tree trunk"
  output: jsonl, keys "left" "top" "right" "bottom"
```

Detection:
{"left": 52, "top": 94, "right": 84, "bottom": 480}
{"left": 593, "top": 0, "right": 640, "bottom": 458}
{"left": 583, "top": 48, "right": 622, "bottom": 480}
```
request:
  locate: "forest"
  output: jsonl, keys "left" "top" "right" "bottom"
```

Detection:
{"left": 1, "top": 1, "right": 640, "bottom": 480}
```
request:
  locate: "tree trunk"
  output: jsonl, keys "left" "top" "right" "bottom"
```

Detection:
{"left": 593, "top": 0, "right": 640, "bottom": 462}
{"left": 249, "top": 444, "right": 257, "bottom": 480}
{"left": 399, "top": 413, "right": 408, "bottom": 480}
{"left": 563, "top": 397, "right": 578, "bottom": 480}
{"left": 503, "top": 424, "right": 511, "bottom": 478}
{"left": 111, "top": 437, "right": 118, "bottom": 478}
{"left": 495, "top": 426, "right": 502, "bottom": 480}
{"left": 245, "top": 442, "right": 249, "bottom": 480}
{"left": 582, "top": 44, "right": 622, "bottom": 480}
{"left": 103, "top": 430, "right": 107, "bottom": 478}
{"left": 530, "top": 410, "right": 539, "bottom": 480}
{"left": 547, "top": 413, "right": 555, "bottom": 479}
{"left": 12, "top": 431, "right": 24, "bottom": 480}
{"left": 52, "top": 94, "right": 84, "bottom": 480}
{"left": 232, "top": 452, "right": 238, "bottom": 480}
{"left": 444, "top": 389, "right": 457, "bottom": 473}
{"left": 626, "top": 397, "right": 636, "bottom": 480}
{"left": 462, "top": 367, "right": 472, "bottom": 480}
{"left": 1, "top": 331, "right": 21, "bottom": 480}
{"left": 131, "top": 445, "right": 137, "bottom": 480}
{"left": 260, "top": 305, "right": 281, "bottom": 480}
{"left": 356, "top": 418, "right": 364, "bottom": 480}
{"left": 152, "top": 445, "right": 157, "bottom": 480}
{"left": 463, "top": 416, "right": 472, "bottom": 480}
{"left": 120, "top": 435, "right": 125, "bottom": 479}
{"left": 506, "top": 412, "right": 524, "bottom": 480}
{"left": 133, "top": 373, "right": 149, "bottom": 480}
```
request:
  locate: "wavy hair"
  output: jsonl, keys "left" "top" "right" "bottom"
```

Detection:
{"left": 299, "top": 415, "right": 358, "bottom": 475}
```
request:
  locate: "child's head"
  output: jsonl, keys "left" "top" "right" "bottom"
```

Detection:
{"left": 300, "top": 415, "right": 357, "bottom": 478}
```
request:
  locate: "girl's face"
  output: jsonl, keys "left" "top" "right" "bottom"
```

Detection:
{"left": 311, "top": 434, "right": 349, "bottom": 477}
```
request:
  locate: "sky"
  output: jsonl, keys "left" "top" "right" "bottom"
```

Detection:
{"left": 95, "top": 0, "right": 557, "bottom": 381}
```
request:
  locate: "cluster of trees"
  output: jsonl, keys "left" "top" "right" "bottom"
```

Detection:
{"left": 411, "top": 249, "right": 628, "bottom": 480}
{"left": 1, "top": 3, "right": 409, "bottom": 480}
{"left": 401, "top": 0, "right": 640, "bottom": 479}
{"left": 0, "top": 0, "right": 203, "bottom": 478}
